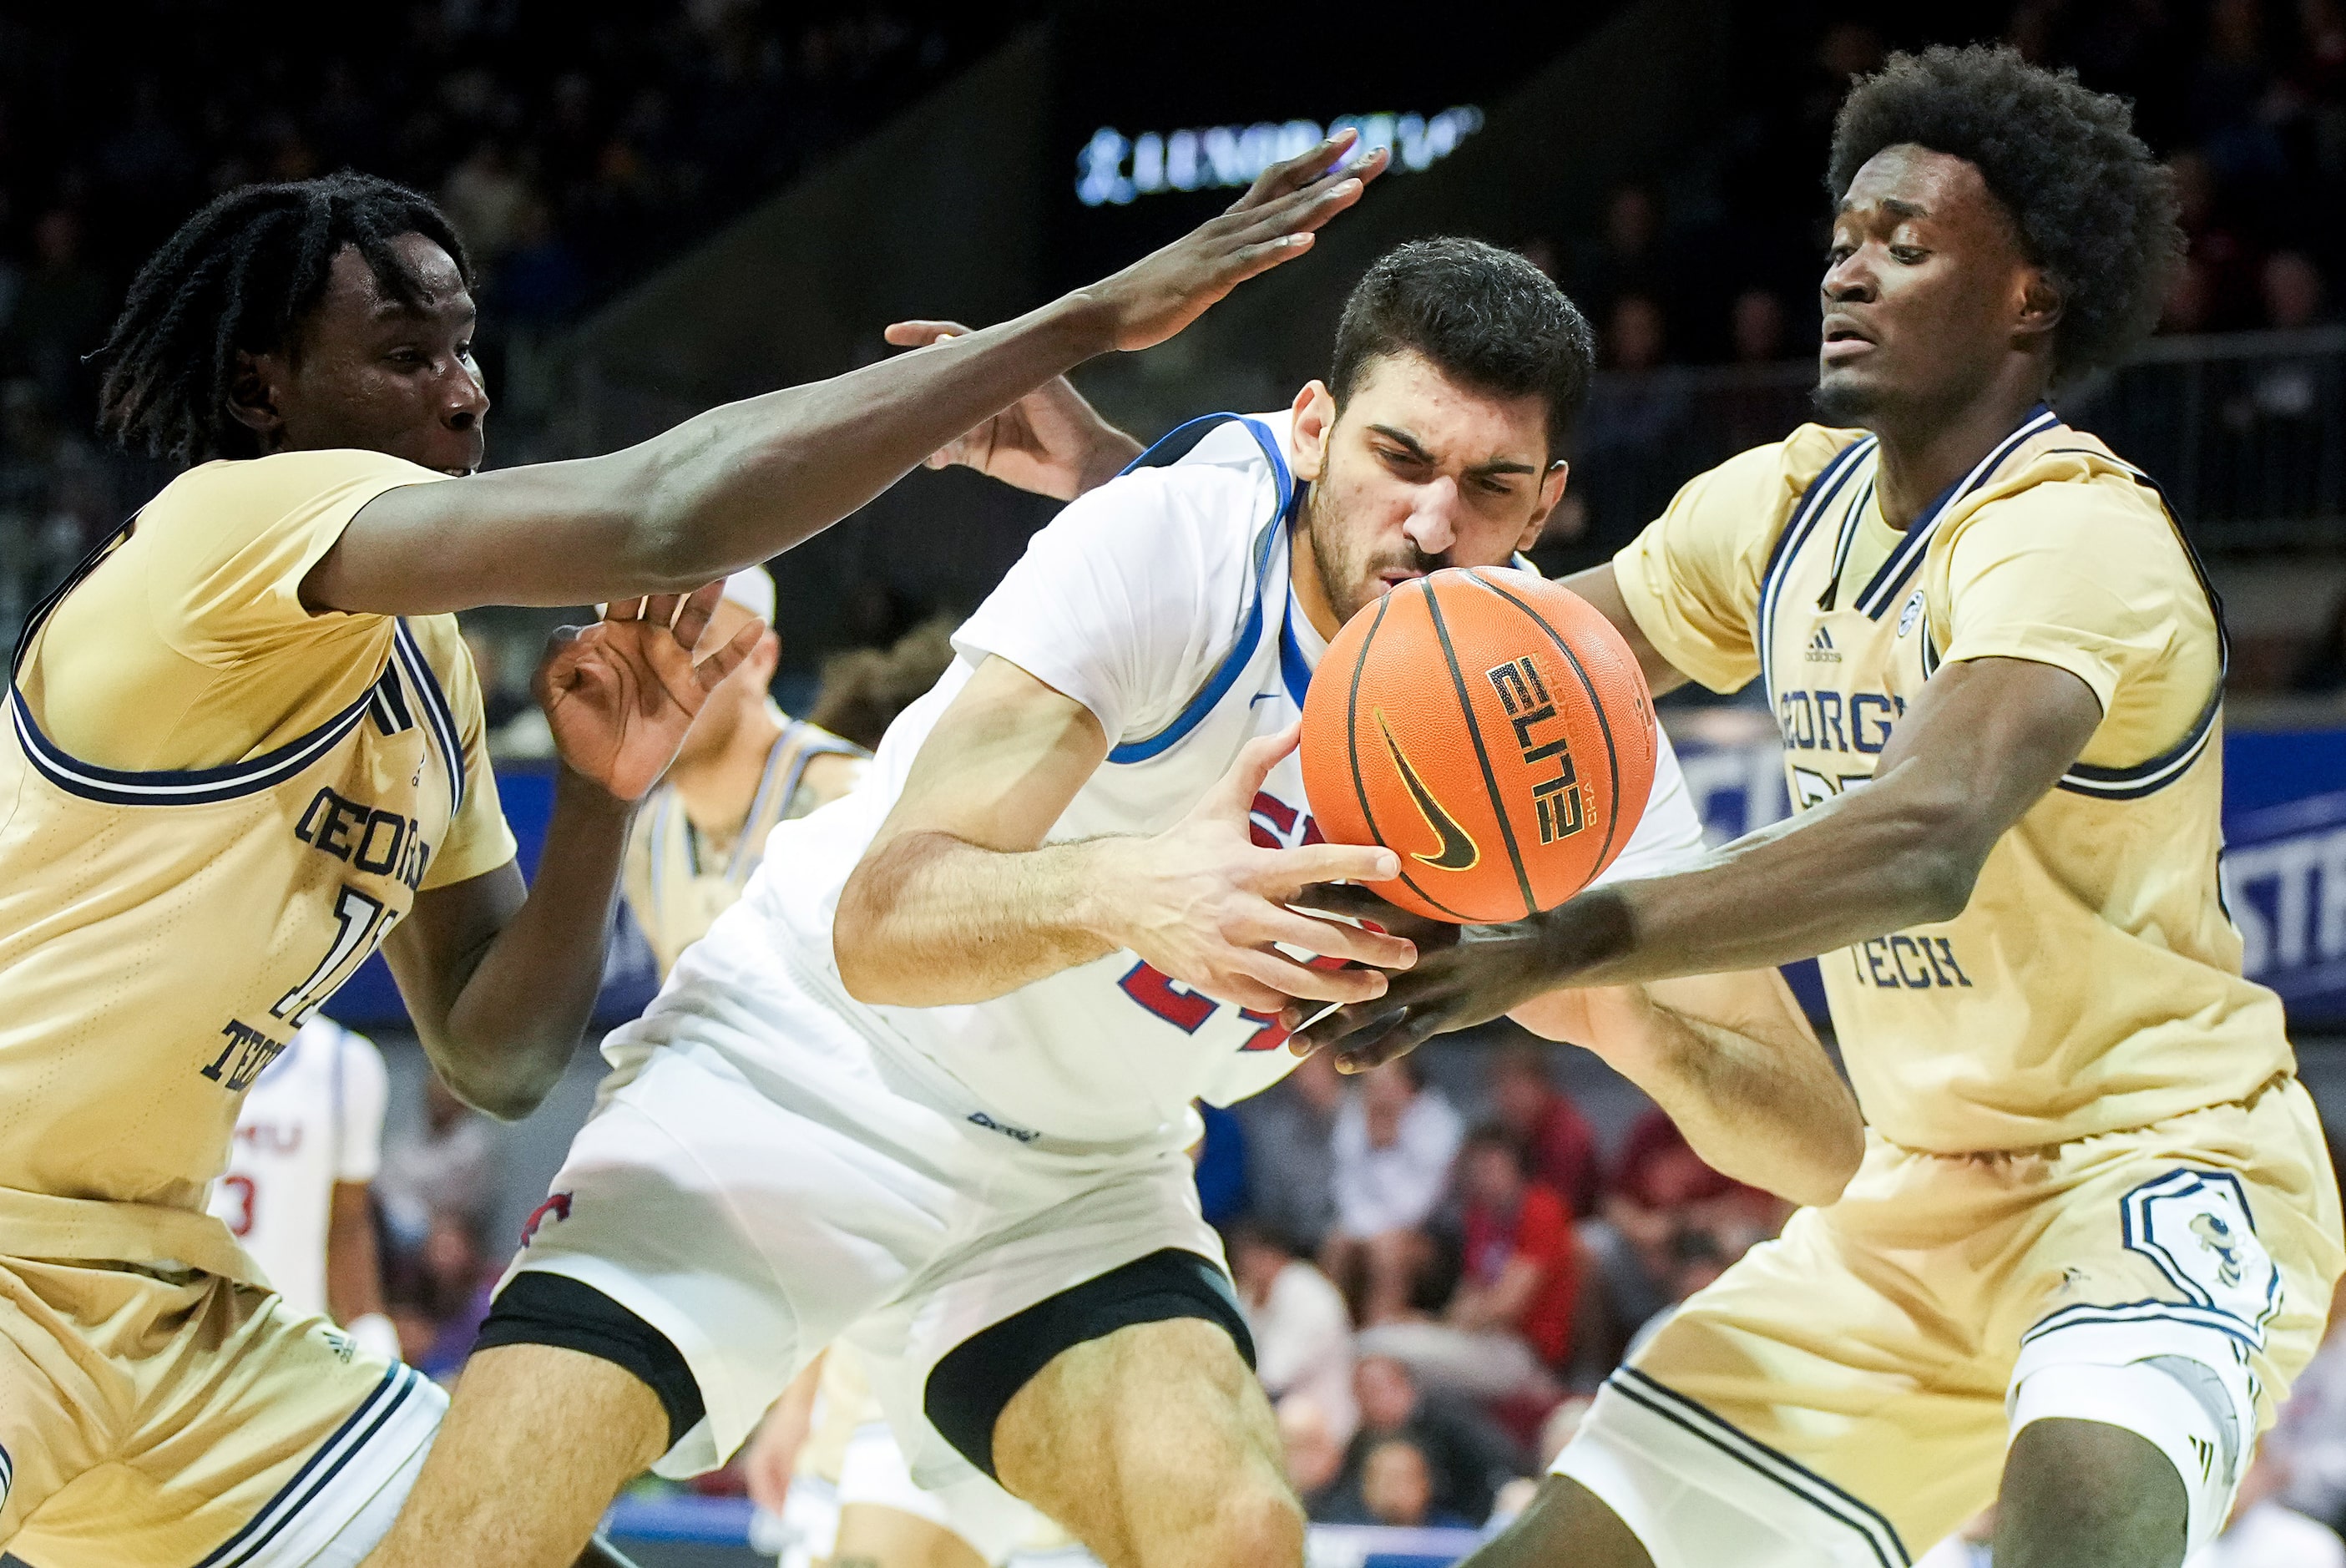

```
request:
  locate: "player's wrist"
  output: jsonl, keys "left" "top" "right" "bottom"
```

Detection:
{"left": 1074, "top": 425, "right": 1145, "bottom": 497}
{"left": 552, "top": 760, "right": 640, "bottom": 819}
{"left": 1530, "top": 887, "right": 1636, "bottom": 990}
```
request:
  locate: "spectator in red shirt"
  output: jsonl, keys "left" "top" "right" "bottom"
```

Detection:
{"left": 1354, "top": 1125, "right": 1578, "bottom": 1402}
{"left": 1484, "top": 1040, "right": 1601, "bottom": 1220}
{"left": 1454, "top": 1124, "right": 1580, "bottom": 1370}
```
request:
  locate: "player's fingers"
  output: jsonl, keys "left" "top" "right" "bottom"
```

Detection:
{"left": 1232, "top": 948, "right": 1389, "bottom": 1005}
{"left": 1250, "top": 907, "right": 1416, "bottom": 970}
{"left": 603, "top": 596, "right": 648, "bottom": 623}
{"left": 635, "top": 593, "right": 684, "bottom": 631}
{"left": 1227, "top": 126, "right": 1358, "bottom": 210}
{"left": 882, "top": 319, "right": 972, "bottom": 349}
{"left": 1261, "top": 841, "right": 1400, "bottom": 893}
{"left": 1239, "top": 147, "right": 1385, "bottom": 243}
{"left": 670, "top": 580, "right": 726, "bottom": 651}
{"left": 1287, "top": 882, "right": 1451, "bottom": 943}
{"left": 1334, "top": 1009, "right": 1440, "bottom": 1075}
{"left": 693, "top": 617, "right": 767, "bottom": 694}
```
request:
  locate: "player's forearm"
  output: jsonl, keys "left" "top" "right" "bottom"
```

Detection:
{"left": 834, "top": 828, "right": 1131, "bottom": 1007}
{"left": 1535, "top": 766, "right": 1985, "bottom": 989}
{"left": 617, "top": 301, "right": 1115, "bottom": 589}
{"left": 1571, "top": 976, "right": 1861, "bottom": 1207}
{"left": 326, "top": 1188, "right": 388, "bottom": 1325}
{"left": 433, "top": 771, "right": 634, "bottom": 1118}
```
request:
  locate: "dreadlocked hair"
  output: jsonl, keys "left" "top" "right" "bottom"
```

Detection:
{"left": 93, "top": 172, "right": 473, "bottom": 464}
{"left": 1828, "top": 44, "right": 2182, "bottom": 385}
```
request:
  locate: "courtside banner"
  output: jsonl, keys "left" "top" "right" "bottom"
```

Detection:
{"left": 326, "top": 727, "right": 2346, "bottom": 1030}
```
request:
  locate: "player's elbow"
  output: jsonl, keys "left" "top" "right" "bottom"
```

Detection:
{"left": 1787, "top": 1105, "right": 1865, "bottom": 1209}
{"left": 1883, "top": 793, "right": 1992, "bottom": 925}
{"left": 833, "top": 840, "right": 920, "bottom": 1006}
{"left": 438, "top": 1045, "right": 564, "bottom": 1123}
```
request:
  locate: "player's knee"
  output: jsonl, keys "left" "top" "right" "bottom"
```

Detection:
{"left": 2000, "top": 1417, "right": 2187, "bottom": 1568}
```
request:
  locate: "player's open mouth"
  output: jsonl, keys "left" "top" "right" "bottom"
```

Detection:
{"left": 1822, "top": 316, "right": 1876, "bottom": 362}
{"left": 1375, "top": 569, "right": 1424, "bottom": 592}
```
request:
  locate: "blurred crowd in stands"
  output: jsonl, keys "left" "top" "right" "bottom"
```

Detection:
{"left": 1199, "top": 1044, "right": 1791, "bottom": 1532}
{"left": 0, "top": 1, "right": 995, "bottom": 640}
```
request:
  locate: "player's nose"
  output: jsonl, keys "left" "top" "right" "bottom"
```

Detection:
{"left": 442, "top": 357, "right": 492, "bottom": 428}
{"left": 1403, "top": 478, "right": 1461, "bottom": 555}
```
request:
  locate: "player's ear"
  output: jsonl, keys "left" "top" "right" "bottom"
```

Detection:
{"left": 1289, "top": 381, "right": 1336, "bottom": 483}
{"left": 228, "top": 349, "right": 286, "bottom": 443}
{"left": 2015, "top": 268, "right": 2063, "bottom": 346}
{"left": 1517, "top": 461, "right": 1570, "bottom": 552}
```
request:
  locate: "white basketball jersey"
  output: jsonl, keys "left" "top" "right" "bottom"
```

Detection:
{"left": 206, "top": 1015, "right": 388, "bottom": 1315}
{"left": 685, "top": 412, "right": 1706, "bottom": 1146}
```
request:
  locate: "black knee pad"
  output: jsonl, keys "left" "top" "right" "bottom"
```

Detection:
{"left": 473, "top": 1270, "right": 706, "bottom": 1451}
{"left": 923, "top": 1248, "right": 1256, "bottom": 1480}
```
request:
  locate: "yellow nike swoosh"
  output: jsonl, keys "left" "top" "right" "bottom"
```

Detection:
{"left": 1376, "top": 711, "right": 1479, "bottom": 872}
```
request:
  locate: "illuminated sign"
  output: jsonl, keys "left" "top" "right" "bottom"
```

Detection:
{"left": 1074, "top": 108, "right": 1485, "bottom": 207}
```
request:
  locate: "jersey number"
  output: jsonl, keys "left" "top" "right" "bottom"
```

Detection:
{"left": 272, "top": 886, "right": 391, "bottom": 1026}
{"left": 217, "top": 1173, "right": 256, "bottom": 1237}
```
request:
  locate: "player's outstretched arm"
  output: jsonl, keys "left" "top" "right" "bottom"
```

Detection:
{"left": 1297, "top": 654, "right": 2103, "bottom": 1068}
{"left": 832, "top": 656, "right": 1413, "bottom": 1010}
{"left": 304, "top": 137, "right": 1386, "bottom": 617}
{"left": 1514, "top": 969, "right": 1861, "bottom": 1208}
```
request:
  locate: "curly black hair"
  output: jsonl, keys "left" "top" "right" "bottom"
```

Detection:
{"left": 1828, "top": 44, "right": 2182, "bottom": 385}
{"left": 92, "top": 172, "right": 472, "bottom": 465}
{"left": 1330, "top": 238, "right": 1596, "bottom": 457}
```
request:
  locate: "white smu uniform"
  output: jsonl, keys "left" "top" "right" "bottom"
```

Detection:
{"left": 507, "top": 412, "right": 1707, "bottom": 1511}
{"left": 206, "top": 1015, "right": 389, "bottom": 1318}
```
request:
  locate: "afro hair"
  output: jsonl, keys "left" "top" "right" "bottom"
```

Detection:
{"left": 1828, "top": 43, "right": 2182, "bottom": 386}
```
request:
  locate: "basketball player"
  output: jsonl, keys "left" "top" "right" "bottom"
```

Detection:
{"left": 207, "top": 1014, "right": 400, "bottom": 1363}
{"left": 0, "top": 133, "right": 1379, "bottom": 1568}
{"left": 361, "top": 238, "right": 1863, "bottom": 1568}
{"left": 1292, "top": 48, "right": 2346, "bottom": 1568}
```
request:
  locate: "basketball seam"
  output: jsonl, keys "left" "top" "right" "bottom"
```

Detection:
{"left": 1469, "top": 570, "right": 1629, "bottom": 885}
{"left": 1423, "top": 582, "right": 1537, "bottom": 919}
{"left": 1344, "top": 593, "right": 1470, "bottom": 921}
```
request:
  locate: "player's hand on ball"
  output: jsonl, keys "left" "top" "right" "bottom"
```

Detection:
{"left": 882, "top": 319, "right": 1141, "bottom": 499}
{"left": 534, "top": 581, "right": 766, "bottom": 802}
{"left": 1100, "top": 724, "right": 1418, "bottom": 1014}
{"left": 1285, "top": 919, "right": 1561, "bottom": 1071}
{"left": 1094, "top": 129, "right": 1388, "bottom": 354}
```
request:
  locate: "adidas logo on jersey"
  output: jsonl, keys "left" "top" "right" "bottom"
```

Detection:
{"left": 1805, "top": 627, "right": 1842, "bottom": 663}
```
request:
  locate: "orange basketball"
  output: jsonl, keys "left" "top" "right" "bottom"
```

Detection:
{"left": 1300, "top": 567, "right": 1657, "bottom": 924}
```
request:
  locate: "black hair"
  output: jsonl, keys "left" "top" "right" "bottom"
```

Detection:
{"left": 93, "top": 171, "right": 473, "bottom": 465}
{"left": 1463, "top": 1120, "right": 1531, "bottom": 1176}
{"left": 1828, "top": 43, "right": 2182, "bottom": 385}
{"left": 1329, "top": 238, "right": 1596, "bottom": 457}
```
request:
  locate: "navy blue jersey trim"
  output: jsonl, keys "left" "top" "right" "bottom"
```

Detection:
{"left": 194, "top": 1364, "right": 423, "bottom": 1568}
{"left": 7, "top": 511, "right": 418, "bottom": 808}
{"left": 2034, "top": 456, "right": 2230, "bottom": 801}
{"left": 1758, "top": 436, "right": 1875, "bottom": 706}
{"left": 1609, "top": 1368, "right": 1910, "bottom": 1566}
{"left": 1106, "top": 414, "right": 1299, "bottom": 765}
{"left": 1278, "top": 599, "right": 1312, "bottom": 708}
{"left": 392, "top": 620, "right": 466, "bottom": 814}
{"left": 1854, "top": 405, "right": 2058, "bottom": 620}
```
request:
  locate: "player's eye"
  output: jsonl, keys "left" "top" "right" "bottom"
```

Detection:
{"left": 1476, "top": 477, "right": 1514, "bottom": 497}
{"left": 1890, "top": 245, "right": 1927, "bottom": 264}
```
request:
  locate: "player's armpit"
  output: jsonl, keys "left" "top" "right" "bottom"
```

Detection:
{"left": 1555, "top": 563, "right": 1688, "bottom": 695}
{"left": 1515, "top": 968, "right": 1862, "bottom": 1209}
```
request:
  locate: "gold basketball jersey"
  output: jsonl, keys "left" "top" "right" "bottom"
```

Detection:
{"left": 1615, "top": 408, "right": 2287, "bottom": 1153}
{"left": 621, "top": 710, "right": 864, "bottom": 977}
{"left": 0, "top": 450, "right": 513, "bottom": 1282}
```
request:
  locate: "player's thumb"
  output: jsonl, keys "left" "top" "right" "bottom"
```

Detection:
{"left": 1210, "top": 723, "right": 1301, "bottom": 812}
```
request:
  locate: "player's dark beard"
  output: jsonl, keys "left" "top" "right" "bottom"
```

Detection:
{"left": 1303, "top": 484, "right": 1444, "bottom": 626}
{"left": 1812, "top": 373, "right": 1882, "bottom": 426}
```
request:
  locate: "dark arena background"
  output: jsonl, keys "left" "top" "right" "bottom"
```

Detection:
{"left": 8, "top": 3, "right": 2346, "bottom": 1563}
